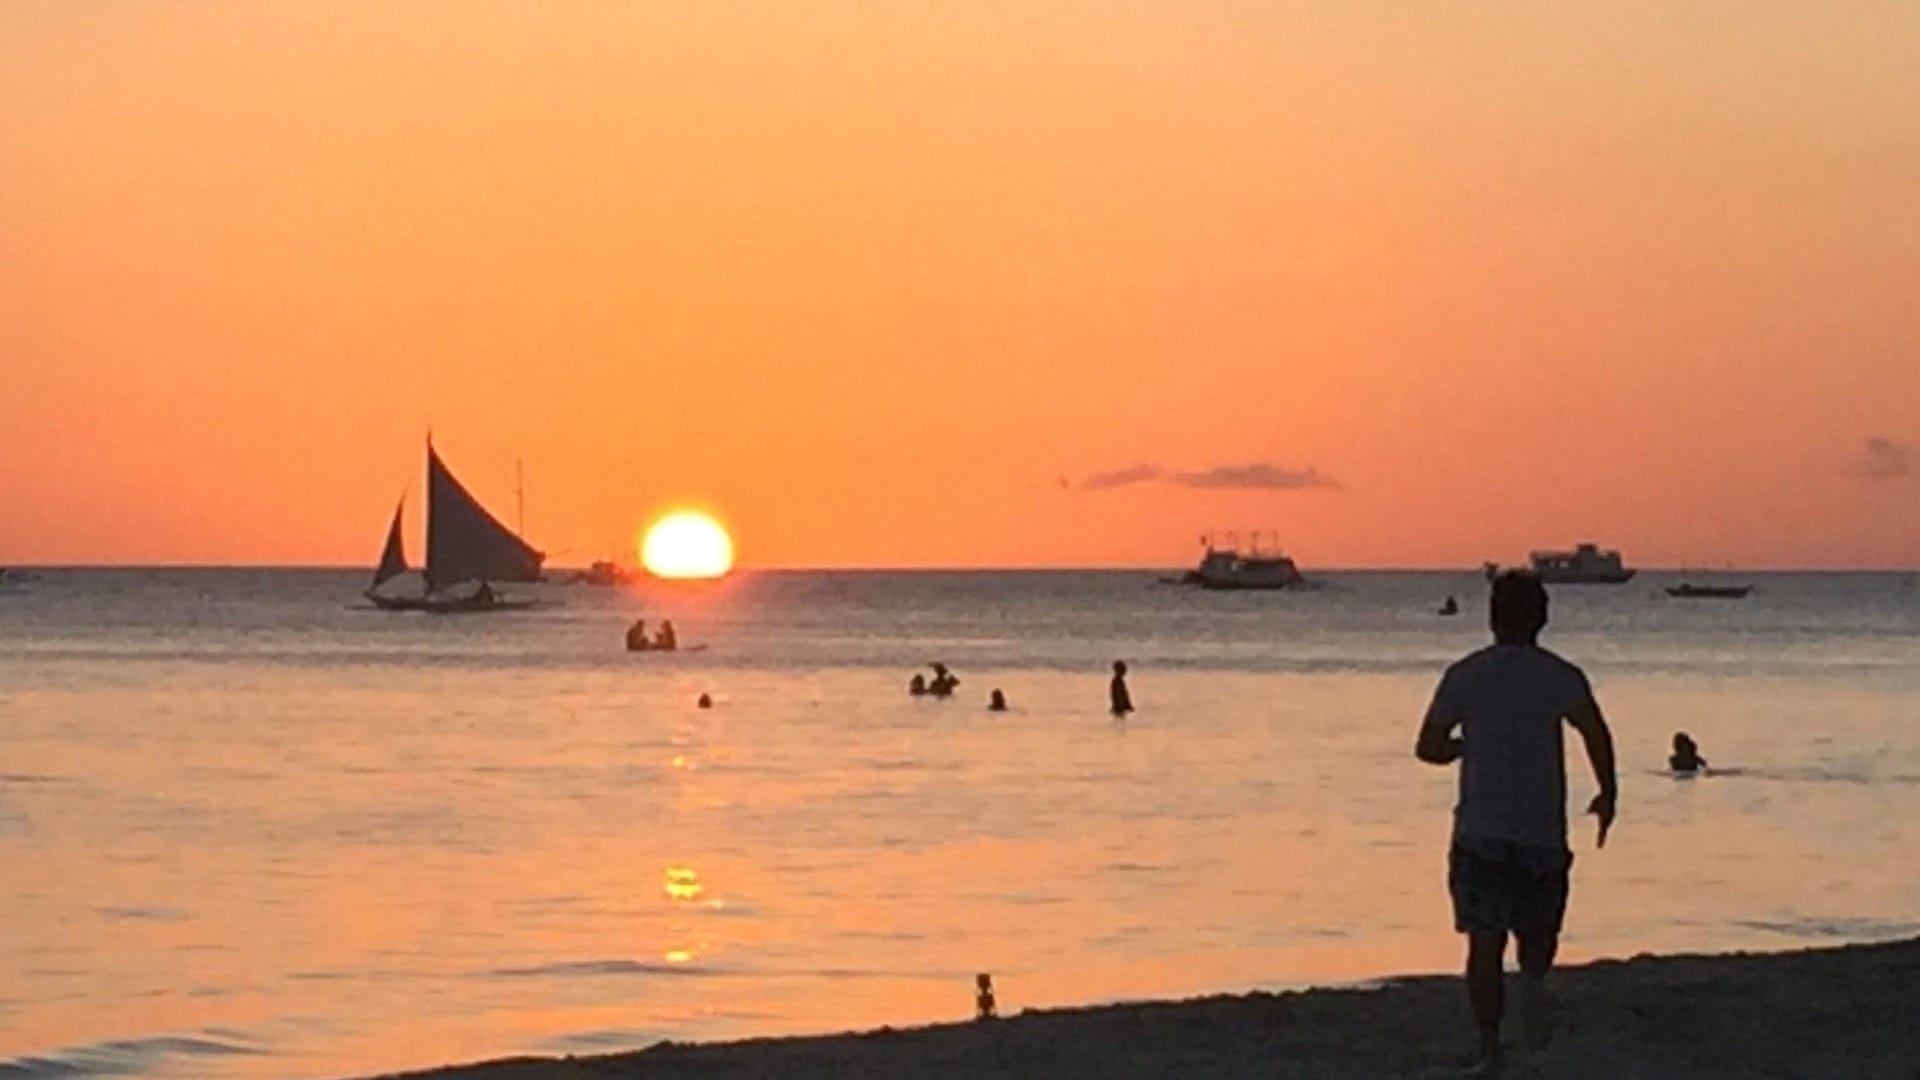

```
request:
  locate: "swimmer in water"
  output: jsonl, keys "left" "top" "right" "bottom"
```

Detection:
{"left": 988, "top": 689, "right": 1008, "bottom": 712}
{"left": 1669, "top": 731, "right": 1707, "bottom": 773}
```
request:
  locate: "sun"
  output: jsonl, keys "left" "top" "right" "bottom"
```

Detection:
{"left": 640, "top": 511, "right": 735, "bottom": 580}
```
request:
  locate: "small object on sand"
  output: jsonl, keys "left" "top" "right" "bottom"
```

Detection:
{"left": 697, "top": 693, "right": 713, "bottom": 709}
{"left": 975, "top": 973, "right": 996, "bottom": 1020}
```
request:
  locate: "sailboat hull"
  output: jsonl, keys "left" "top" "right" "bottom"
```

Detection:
{"left": 365, "top": 592, "right": 537, "bottom": 614}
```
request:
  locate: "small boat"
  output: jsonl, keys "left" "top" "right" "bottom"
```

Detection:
{"left": 1525, "top": 543, "right": 1636, "bottom": 584}
{"left": 364, "top": 440, "right": 545, "bottom": 613}
{"left": 1665, "top": 583, "right": 1752, "bottom": 599}
{"left": 571, "top": 559, "right": 637, "bottom": 586}
{"left": 1178, "top": 533, "right": 1308, "bottom": 590}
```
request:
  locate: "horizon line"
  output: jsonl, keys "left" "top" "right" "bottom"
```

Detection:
{"left": 6, "top": 561, "right": 1918, "bottom": 574}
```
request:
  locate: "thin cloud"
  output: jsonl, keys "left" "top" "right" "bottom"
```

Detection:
{"left": 1172, "top": 462, "right": 1339, "bottom": 491}
{"left": 1080, "top": 460, "right": 1338, "bottom": 492}
{"left": 1852, "top": 437, "right": 1913, "bottom": 481}
{"left": 1082, "top": 464, "right": 1164, "bottom": 490}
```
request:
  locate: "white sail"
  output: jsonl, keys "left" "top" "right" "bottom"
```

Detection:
{"left": 424, "top": 443, "right": 544, "bottom": 591}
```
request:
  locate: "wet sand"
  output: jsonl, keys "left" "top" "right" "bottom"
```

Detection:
{"left": 379, "top": 936, "right": 1920, "bottom": 1079}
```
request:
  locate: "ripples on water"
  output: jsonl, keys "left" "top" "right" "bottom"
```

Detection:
{"left": 1, "top": 568, "right": 1917, "bottom": 1078}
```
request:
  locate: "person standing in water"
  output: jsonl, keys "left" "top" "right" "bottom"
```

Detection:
{"left": 1669, "top": 732, "right": 1706, "bottom": 773}
{"left": 1109, "top": 661, "right": 1134, "bottom": 717}
{"left": 1415, "top": 572, "right": 1617, "bottom": 1075}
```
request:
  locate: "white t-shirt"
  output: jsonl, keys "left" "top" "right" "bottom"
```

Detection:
{"left": 1424, "top": 644, "right": 1594, "bottom": 853}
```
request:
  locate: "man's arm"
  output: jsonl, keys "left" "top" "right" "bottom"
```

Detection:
{"left": 1415, "top": 671, "right": 1462, "bottom": 765}
{"left": 1415, "top": 715, "right": 1462, "bottom": 765}
{"left": 1566, "top": 699, "right": 1618, "bottom": 847}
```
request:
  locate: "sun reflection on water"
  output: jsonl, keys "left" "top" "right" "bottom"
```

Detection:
{"left": 664, "top": 867, "right": 703, "bottom": 901}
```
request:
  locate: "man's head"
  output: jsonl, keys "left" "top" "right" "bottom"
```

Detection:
{"left": 1489, "top": 571, "right": 1548, "bottom": 644}
{"left": 1113, "top": 660, "right": 1127, "bottom": 676}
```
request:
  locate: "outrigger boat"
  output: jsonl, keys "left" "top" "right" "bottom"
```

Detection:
{"left": 365, "top": 440, "right": 544, "bottom": 613}
{"left": 1665, "top": 583, "right": 1753, "bottom": 599}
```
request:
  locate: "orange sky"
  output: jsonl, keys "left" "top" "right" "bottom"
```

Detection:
{"left": 4, "top": 3, "right": 1918, "bottom": 569}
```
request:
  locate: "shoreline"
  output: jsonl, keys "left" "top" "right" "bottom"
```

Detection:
{"left": 378, "top": 936, "right": 1920, "bottom": 1079}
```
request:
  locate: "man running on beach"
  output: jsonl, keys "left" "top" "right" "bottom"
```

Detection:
{"left": 1416, "top": 571, "right": 1617, "bottom": 1075}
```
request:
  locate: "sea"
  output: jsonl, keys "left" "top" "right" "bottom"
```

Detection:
{"left": 2, "top": 568, "right": 1918, "bottom": 1079}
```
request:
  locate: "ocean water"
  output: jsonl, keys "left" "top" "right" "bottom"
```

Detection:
{"left": 2, "top": 568, "right": 1918, "bottom": 1078}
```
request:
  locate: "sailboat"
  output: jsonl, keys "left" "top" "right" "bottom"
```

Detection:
{"left": 365, "top": 440, "right": 545, "bottom": 613}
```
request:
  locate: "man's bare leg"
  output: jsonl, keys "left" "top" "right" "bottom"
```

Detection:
{"left": 1513, "top": 930, "right": 1558, "bottom": 1050}
{"left": 1466, "top": 931, "right": 1507, "bottom": 1071}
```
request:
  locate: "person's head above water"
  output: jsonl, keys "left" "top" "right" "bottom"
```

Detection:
{"left": 988, "top": 689, "right": 1007, "bottom": 710}
{"left": 1489, "top": 571, "right": 1548, "bottom": 645}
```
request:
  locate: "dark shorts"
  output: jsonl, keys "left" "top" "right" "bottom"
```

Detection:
{"left": 1448, "top": 839, "right": 1572, "bottom": 936}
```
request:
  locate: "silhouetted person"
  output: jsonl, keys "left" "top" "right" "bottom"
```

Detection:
{"left": 626, "top": 619, "right": 649, "bottom": 651}
{"left": 975, "top": 973, "right": 997, "bottom": 1020}
{"left": 1441, "top": 595, "right": 1460, "bottom": 616}
{"left": 929, "top": 663, "right": 958, "bottom": 698}
{"left": 1109, "top": 661, "right": 1133, "bottom": 717}
{"left": 475, "top": 581, "right": 497, "bottom": 607}
{"left": 909, "top": 673, "right": 929, "bottom": 696}
{"left": 654, "top": 620, "right": 678, "bottom": 651}
{"left": 988, "top": 689, "right": 1008, "bottom": 712}
{"left": 697, "top": 693, "right": 713, "bottom": 709}
{"left": 1669, "top": 732, "right": 1706, "bottom": 773}
{"left": 1416, "top": 571, "right": 1617, "bottom": 1075}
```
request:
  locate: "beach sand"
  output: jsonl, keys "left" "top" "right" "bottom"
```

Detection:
{"left": 380, "top": 937, "right": 1920, "bottom": 1079}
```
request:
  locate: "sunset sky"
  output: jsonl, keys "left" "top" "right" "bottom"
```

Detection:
{"left": 4, "top": 3, "right": 1917, "bottom": 569}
